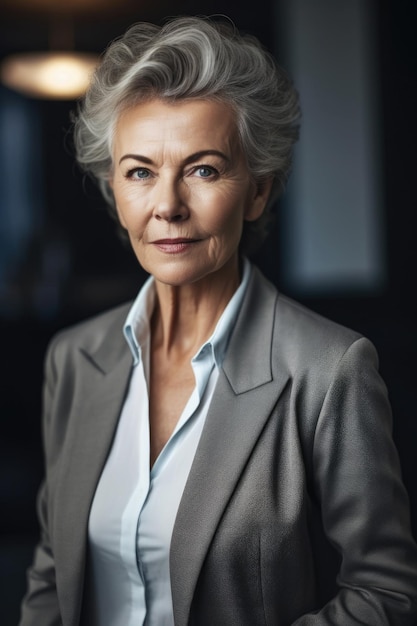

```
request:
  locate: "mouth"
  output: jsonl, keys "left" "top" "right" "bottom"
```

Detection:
{"left": 151, "top": 238, "right": 201, "bottom": 253}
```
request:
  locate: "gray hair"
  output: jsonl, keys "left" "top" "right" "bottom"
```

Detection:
{"left": 73, "top": 15, "right": 300, "bottom": 255}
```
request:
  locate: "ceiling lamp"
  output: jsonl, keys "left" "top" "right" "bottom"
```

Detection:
{"left": 1, "top": 0, "right": 139, "bottom": 100}
{"left": 0, "top": 8, "right": 101, "bottom": 101}
{"left": 1, "top": 51, "right": 98, "bottom": 99}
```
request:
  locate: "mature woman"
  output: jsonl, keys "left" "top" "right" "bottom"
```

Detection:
{"left": 20, "top": 15, "right": 417, "bottom": 626}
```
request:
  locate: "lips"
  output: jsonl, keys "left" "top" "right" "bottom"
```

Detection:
{"left": 152, "top": 238, "right": 198, "bottom": 244}
{"left": 151, "top": 238, "right": 201, "bottom": 253}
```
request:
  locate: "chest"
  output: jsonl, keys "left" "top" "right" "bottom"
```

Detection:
{"left": 148, "top": 354, "right": 196, "bottom": 465}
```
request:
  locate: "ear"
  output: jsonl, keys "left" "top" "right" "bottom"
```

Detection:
{"left": 244, "top": 177, "right": 274, "bottom": 222}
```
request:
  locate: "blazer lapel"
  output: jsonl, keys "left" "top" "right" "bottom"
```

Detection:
{"left": 170, "top": 269, "right": 289, "bottom": 626}
{"left": 52, "top": 308, "right": 133, "bottom": 626}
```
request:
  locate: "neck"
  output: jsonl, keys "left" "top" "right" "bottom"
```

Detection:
{"left": 151, "top": 256, "right": 241, "bottom": 358}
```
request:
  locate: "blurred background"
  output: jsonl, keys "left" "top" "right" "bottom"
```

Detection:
{"left": 0, "top": 0, "right": 416, "bottom": 623}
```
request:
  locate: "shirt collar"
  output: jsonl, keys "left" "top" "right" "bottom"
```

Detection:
{"left": 123, "top": 275, "right": 155, "bottom": 366}
{"left": 123, "top": 258, "right": 252, "bottom": 368}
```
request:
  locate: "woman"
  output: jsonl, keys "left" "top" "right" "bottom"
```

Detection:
{"left": 20, "top": 16, "right": 417, "bottom": 626}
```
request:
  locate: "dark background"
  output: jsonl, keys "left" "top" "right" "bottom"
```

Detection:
{"left": 0, "top": 0, "right": 416, "bottom": 623}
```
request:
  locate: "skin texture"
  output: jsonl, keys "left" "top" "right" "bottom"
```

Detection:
{"left": 110, "top": 98, "right": 272, "bottom": 462}
{"left": 111, "top": 99, "right": 271, "bottom": 293}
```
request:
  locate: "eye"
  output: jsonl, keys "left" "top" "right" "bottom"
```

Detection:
{"left": 194, "top": 165, "right": 217, "bottom": 179}
{"left": 126, "top": 167, "right": 151, "bottom": 180}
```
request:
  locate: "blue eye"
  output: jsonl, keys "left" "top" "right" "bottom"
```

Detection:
{"left": 128, "top": 168, "right": 150, "bottom": 179}
{"left": 196, "top": 166, "right": 215, "bottom": 178}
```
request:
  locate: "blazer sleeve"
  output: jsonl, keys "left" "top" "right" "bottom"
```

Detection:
{"left": 293, "top": 337, "right": 417, "bottom": 625}
{"left": 19, "top": 337, "right": 62, "bottom": 626}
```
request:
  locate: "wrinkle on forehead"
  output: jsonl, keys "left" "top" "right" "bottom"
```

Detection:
{"left": 112, "top": 99, "right": 242, "bottom": 168}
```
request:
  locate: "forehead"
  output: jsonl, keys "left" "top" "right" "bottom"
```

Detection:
{"left": 113, "top": 98, "right": 240, "bottom": 157}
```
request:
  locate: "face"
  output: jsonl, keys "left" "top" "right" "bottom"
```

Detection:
{"left": 111, "top": 98, "right": 271, "bottom": 288}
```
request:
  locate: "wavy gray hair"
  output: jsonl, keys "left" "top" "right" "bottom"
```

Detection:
{"left": 73, "top": 16, "right": 300, "bottom": 255}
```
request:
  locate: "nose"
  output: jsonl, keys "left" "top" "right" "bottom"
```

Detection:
{"left": 152, "top": 176, "right": 189, "bottom": 222}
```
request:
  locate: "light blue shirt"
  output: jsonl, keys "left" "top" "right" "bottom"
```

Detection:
{"left": 86, "top": 259, "right": 252, "bottom": 626}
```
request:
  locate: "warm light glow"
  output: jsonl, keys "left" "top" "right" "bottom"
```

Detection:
{"left": 1, "top": 52, "right": 98, "bottom": 99}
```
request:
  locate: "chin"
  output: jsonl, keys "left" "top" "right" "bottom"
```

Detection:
{"left": 136, "top": 257, "right": 199, "bottom": 285}
{"left": 135, "top": 247, "right": 238, "bottom": 289}
{"left": 152, "top": 269, "right": 210, "bottom": 288}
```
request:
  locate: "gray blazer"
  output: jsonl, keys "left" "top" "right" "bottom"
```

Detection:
{"left": 20, "top": 267, "right": 417, "bottom": 625}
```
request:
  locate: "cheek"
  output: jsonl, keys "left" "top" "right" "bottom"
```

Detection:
{"left": 204, "top": 208, "right": 245, "bottom": 259}
{"left": 197, "top": 187, "right": 247, "bottom": 231}
{"left": 115, "top": 204, "right": 127, "bottom": 229}
{"left": 114, "top": 189, "right": 147, "bottom": 231}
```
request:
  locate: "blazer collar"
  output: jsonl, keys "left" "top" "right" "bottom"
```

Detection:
{"left": 222, "top": 265, "right": 276, "bottom": 393}
{"left": 82, "top": 303, "right": 132, "bottom": 374}
{"left": 170, "top": 268, "right": 290, "bottom": 626}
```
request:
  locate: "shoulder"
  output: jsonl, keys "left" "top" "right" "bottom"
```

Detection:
{"left": 249, "top": 266, "right": 377, "bottom": 376}
{"left": 45, "top": 301, "right": 132, "bottom": 369}
{"left": 275, "top": 291, "right": 362, "bottom": 350}
{"left": 250, "top": 266, "right": 362, "bottom": 344}
{"left": 275, "top": 291, "right": 378, "bottom": 381}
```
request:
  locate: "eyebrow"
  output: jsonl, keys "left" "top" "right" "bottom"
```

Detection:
{"left": 118, "top": 149, "right": 230, "bottom": 166}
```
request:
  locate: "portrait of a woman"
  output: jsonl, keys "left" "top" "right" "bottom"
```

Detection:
{"left": 19, "top": 15, "right": 417, "bottom": 626}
